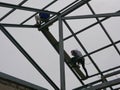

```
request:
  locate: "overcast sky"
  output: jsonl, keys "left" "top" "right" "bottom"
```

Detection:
{"left": 0, "top": 0, "right": 120, "bottom": 90}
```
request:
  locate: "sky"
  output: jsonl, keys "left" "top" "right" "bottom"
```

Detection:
{"left": 0, "top": 0, "right": 120, "bottom": 90}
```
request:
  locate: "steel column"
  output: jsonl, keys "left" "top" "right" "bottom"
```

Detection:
{"left": 59, "top": 16, "right": 66, "bottom": 90}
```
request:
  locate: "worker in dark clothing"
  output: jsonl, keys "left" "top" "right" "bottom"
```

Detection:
{"left": 39, "top": 12, "right": 50, "bottom": 23}
{"left": 35, "top": 12, "right": 50, "bottom": 26}
{"left": 71, "top": 50, "right": 89, "bottom": 77}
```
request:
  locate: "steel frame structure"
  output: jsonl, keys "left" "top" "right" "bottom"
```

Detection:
{"left": 0, "top": 0, "right": 120, "bottom": 90}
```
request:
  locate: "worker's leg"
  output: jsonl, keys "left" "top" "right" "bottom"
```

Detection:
{"left": 71, "top": 57, "right": 76, "bottom": 65}
{"left": 71, "top": 57, "right": 78, "bottom": 67}
{"left": 35, "top": 15, "right": 41, "bottom": 24}
{"left": 81, "top": 60, "right": 89, "bottom": 77}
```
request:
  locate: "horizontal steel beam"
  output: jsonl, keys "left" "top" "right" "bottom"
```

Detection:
{"left": 75, "top": 78, "right": 120, "bottom": 90}
{"left": 88, "top": 64, "right": 120, "bottom": 79}
{"left": 0, "top": 23, "right": 37, "bottom": 28}
{"left": 83, "top": 40, "right": 120, "bottom": 58}
{"left": 0, "top": 2, "right": 58, "bottom": 14}
{"left": 84, "top": 78, "right": 120, "bottom": 90}
{"left": 74, "top": 65, "right": 120, "bottom": 90}
{"left": 102, "top": 70, "right": 120, "bottom": 78}
{"left": 63, "top": 12, "right": 120, "bottom": 20}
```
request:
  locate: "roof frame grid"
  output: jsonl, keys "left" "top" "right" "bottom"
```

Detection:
{"left": 63, "top": 20, "right": 112, "bottom": 88}
{"left": 62, "top": 2, "right": 120, "bottom": 89}
{"left": 0, "top": 0, "right": 91, "bottom": 89}
{"left": 63, "top": 10, "right": 120, "bottom": 41}
{"left": 86, "top": 2, "right": 120, "bottom": 56}
{"left": 0, "top": 0, "right": 120, "bottom": 89}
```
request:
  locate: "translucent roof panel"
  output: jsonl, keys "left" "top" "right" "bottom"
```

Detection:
{"left": 0, "top": 0, "right": 120, "bottom": 90}
{"left": 1, "top": 10, "right": 34, "bottom": 24}
{"left": 90, "top": 0, "right": 120, "bottom": 13}
{"left": 102, "top": 17, "right": 120, "bottom": 41}
{"left": 0, "top": 7, "right": 12, "bottom": 18}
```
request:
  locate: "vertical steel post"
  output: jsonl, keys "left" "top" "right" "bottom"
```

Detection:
{"left": 59, "top": 16, "right": 66, "bottom": 90}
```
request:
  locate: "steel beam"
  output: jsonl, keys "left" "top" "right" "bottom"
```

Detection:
{"left": 102, "top": 70, "right": 120, "bottom": 78}
{"left": 0, "top": 23, "right": 37, "bottom": 28}
{"left": 74, "top": 78, "right": 120, "bottom": 90}
{"left": 74, "top": 66, "right": 120, "bottom": 90}
{"left": 73, "top": 79, "right": 102, "bottom": 90}
{"left": 63, "top": 12, "right": 120, "bottom": 20}
{"left": 0, "top": 2, "right": 57, "bottom": 14}
{"left": 0, "top": 24, "right": 59, "bottom": 90}
{"left": 58, "top": 0, "right": 79, "bottom": 13}
{"left": 84, "top": 78, "right": 120, "bottom": 90}
{"left": 59, "top": 16, "right": 66, "bottom": 90}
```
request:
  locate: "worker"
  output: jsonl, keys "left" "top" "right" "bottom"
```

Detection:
{"left": 35, "top": 12, "right": 50, "bottom": 26}
{"left": 71, "top": 50, "right": 89, "bottom": 77}
{"left": 39, "top": 12, "right": 50, "bottom": 23}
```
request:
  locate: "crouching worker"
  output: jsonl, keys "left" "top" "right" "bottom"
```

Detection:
{"left": 71, "top": 50, "right": 89, "bottom": 78}
{"left": 35, "top": 12, "right": 50, "bottom": 27}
